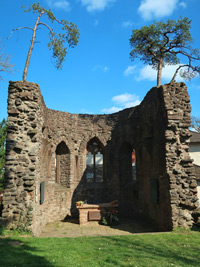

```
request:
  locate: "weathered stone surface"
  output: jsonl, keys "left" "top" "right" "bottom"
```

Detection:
{"left": 2, "top": 81, "right": 198, "bottom": 236}
{"left": 8, "top": 108, "right": 20, "bottom": 115}
{"left": 20, "top": 91, "right": 33, "bottom": 100}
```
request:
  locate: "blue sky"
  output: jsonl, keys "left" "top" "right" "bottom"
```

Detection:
{"left": 0, "top": 0, "right": 200, "bottom": 121}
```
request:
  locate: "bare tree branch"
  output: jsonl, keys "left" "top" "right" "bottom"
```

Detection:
{"left": 0, "top": 43, "right": 15, "bottom": 81}
{"left": 37, "top": 22, "right": 54, "bottom": 37}
{"left": 170, "top": 64, "right": 189, "bottom": 83}
{"left": 8, "top": 27, "right": 34, "bottom": 40}
{"left": 191, "top": 116, "right": 200, "bottom": 133}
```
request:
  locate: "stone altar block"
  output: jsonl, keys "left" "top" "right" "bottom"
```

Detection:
{"left": 76, "top": 203, "right": 118, "bottom": 225}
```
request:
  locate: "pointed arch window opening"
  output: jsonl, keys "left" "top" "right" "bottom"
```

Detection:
{"left": 55, "top": 141, "right": 70, "bottom": 186}
{"left": 86, "top": 141, "right": 104, "bottom": 183}
{"left": 119, "top": 144, "right": 137, "bottom": 187}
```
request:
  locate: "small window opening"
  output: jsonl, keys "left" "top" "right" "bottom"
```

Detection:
{"left": 74, "top": 155, "right": 79, "bottom": 181}
{"left": 132, "top": 149, "right": 137, "bottom": 181}
{"left": 40, "top": 181, "right": 45, "bottom": 205}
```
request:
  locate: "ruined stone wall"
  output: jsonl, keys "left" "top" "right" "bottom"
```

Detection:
{"left": 2, "top": 81, "right": 198, "bottom": 235}
{"left": 163, "top": 83, "right": 198, "bottom": 228}
{"left": 104, "top": 83, "right": 198, "bottom": 230}
{"left": 136, "top": 85, "right": 172, "bottom": 230}
{"left": 2, "top": 81, "right": 45, "bottom": 232}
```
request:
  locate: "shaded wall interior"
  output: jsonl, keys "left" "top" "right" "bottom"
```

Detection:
{"left": 38, "top": 85, "right": 173, "bottom": 231}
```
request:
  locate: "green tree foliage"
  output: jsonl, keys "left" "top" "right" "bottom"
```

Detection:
{"left": 10, "top": 2, "right": 80, "bottom": 81}
{"left": 0, "top": 119, "right": 6, "bottom": 190}
{"left": 129, "top": 17, "right": 200, "bottom": 86}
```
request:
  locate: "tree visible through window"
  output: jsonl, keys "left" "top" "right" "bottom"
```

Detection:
{"left": 86, "top": 139, "right": 104, "bottom": 182}
{"left": 132, "top": 149, "right": 137, "bottom": 181}
{"left": 119, "top": 143, "right": 137, "bottom": 187}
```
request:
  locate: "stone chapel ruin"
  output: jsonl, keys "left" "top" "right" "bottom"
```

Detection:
{"left": 1, "top": 81, "right": 199, "bottom": 235}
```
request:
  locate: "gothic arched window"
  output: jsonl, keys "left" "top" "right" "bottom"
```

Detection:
{"left": 86, "top": 138, "right": 104, "bottom": 182}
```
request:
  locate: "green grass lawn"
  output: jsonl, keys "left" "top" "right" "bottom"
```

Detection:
{"left": 0, "top": 230, "right": 200, "bottom": 267}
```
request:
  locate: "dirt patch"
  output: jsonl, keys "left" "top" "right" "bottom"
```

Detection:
{"left": 40, "top": 217, "right": 157, "bottom": 238}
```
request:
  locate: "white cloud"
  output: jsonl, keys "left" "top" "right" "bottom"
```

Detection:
{"left": 81, "top": 0, "right": 115, "bottom": 12}
{"left": 102, "top": 106, "right": 123, "bottom": 113}
{"left": 102, "top": 93, "right": 141, "bottom": 114}
{"left": 138, "top": 0, "right": 178, "bottom": 20}
{"left": 121, "top": 21, "right": 133, "bottom": 28}
{"left": 80, "top": 108, "right": 94, "bottom": 114}
{"left": 179, "top": 1, "right": 187, "bottom": 8}
{"left": 92, "top": 65, "right": 110, "bottom": 72}
{"left": 162, "top": 65, "right": 183, "bottom": 81}
{"left": 103, "top": 66, "right": 109, "bottom": 72}
{"left": 124, "top": 100, "right": 141, "bottom": 108}
{"left": 46, "top": 0, "right": 71, "bottom": 11}
{"left": 137, "top": 64, "right": 184, "bottom": 82}
{"left": 112, "top": 93, "right": 139, "bottom": 104}
{"left": 137, "top": 65, "right": 157, "bottom": 81}
{"left": 124, "top": 66, "right": 136, "bottom": 76}
{"left": 94, "top": 19, "right": 99, "bottom": 26}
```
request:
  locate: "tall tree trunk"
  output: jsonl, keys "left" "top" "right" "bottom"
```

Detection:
{"left": 22, "top": 11, "right": 45, "bottom": 82}
{"left": 157, "top": 59, "right": 163, "bottom": 87}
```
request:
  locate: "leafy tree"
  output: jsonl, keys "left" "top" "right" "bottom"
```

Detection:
{"left": 0, "top": 119, "right": 6, "bottom": 190}
{"left": 0, "top": 42, "right": 15, "bottom": 81}
{"left": 129, "top": 17, "right": 200, "bottom": 86}
{"left": 191, "top": 116, "right": 200, "bottom": 133}
{"left": 10, "top": 3, "right": 80, "bottom": 81}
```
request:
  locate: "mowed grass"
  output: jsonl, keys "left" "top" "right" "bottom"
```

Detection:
{"left": 0, "top": 230, "right": 200, "bottom": 267}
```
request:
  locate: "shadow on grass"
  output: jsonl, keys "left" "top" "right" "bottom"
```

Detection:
{"left": 0, "top": 232, "right": 199, "bottom": 266}
{"left": 191, "top": 224, "right": 200, "bottom": 232}
{"left": 0, "top": 216, "right": 53, "bottom": 267}
{"left": 0, "top": 237, "right": 55, "bottom": 267}
{"left": 96, "top": 234, "right": 200, "bottom": 266}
